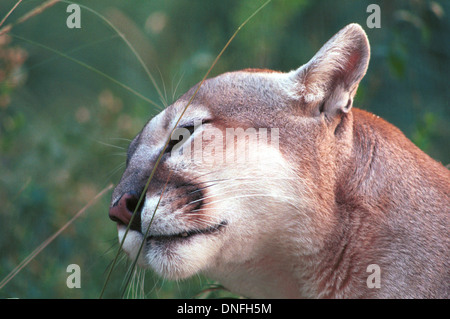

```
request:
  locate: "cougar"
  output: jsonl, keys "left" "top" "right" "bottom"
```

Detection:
{"left": 109, "top": 24, "right": 449, "bottom": 298}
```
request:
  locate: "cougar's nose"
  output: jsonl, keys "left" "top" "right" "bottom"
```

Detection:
{"left": 109, "top": 192, "right": 142, "bottom": 232}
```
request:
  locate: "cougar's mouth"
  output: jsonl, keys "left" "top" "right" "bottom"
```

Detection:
{"left": 146, "top": 221, "right": 227, "bottom": 242}
{"left": 137, "top": 182, "right": 228, "bottom": 244}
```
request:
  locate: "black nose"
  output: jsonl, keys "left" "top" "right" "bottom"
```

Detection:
{"left": 109, "top": 192, "right": 142, "bottom": 232}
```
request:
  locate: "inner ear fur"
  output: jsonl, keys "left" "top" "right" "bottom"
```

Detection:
{"left": 291, "top": 23, "right": 370, "bottom": 117}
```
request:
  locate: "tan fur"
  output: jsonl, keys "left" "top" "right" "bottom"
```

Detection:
{"left": 109, "top": 24, "right": 449, "bottom": 298}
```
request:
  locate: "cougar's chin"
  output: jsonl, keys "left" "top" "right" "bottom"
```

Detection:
{"left": 117, "top": 221, "right": 228, "bottom": 280}
{"left": 117, "top": 226, "right": 147, "bottom": 267}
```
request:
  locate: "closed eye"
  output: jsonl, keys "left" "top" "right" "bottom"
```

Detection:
{"left": 165, "top": 119, "right": 213, "bottom": 154}
{"left": 165, "top": 125, "right": 195, "bottom": 154}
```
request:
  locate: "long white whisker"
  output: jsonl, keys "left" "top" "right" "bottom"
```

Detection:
{"left": 184, "top": 214, "right": 225, "bottom": 224}
{"left": 173, "top": 75, "right": 184, "bottom": 102}
{"left": 107, "top": 152, "right": 127, "bottom": 157}
{"left": 191, "top": 194, "right": 298, "bottom": 211}
{"left": 140, "top": 269, "right": 146, "bottom": 298}
{"left": 185, "top": 186, "right": 294, "bottom": 208}
{"left": 104, "top": 163, "right": 125, "bottom": 182}
{"left": 109, "top": 137, "right": 133, "bottom": 142}
{"left": 156, "top": 66, "right": 168, "bottom": 107}
{"left": 186, "top": 176, "right": 296, "bottom": 192}
{"left": 190, "top": 179, "right": 293, "bottom": 195}
{"left": 96, "top": 140, "right": 126, "bottom": 150}
{"left": 191, "top": 173, "right": 296, "bottom": 184}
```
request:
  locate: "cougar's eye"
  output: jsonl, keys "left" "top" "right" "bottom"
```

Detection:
{"left": 165, "top": 125, "right": 195, "bottom": 154}
{"left": 184, "top": 125, "right": 196, "bottom": 135}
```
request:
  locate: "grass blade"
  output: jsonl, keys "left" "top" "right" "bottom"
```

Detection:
{"left": 11, "top": 34, "right": 161, "bottom": 108}
{"left": 0, "top": 0, "right": 23, "bottom": 28}
{"left": 0, "top": 184, "right": 113, "bottom": 290}
{"left": 60, "top": 0, "right": 168, "bottom": 108}
{"left": 0, "top": 0, "right": 60, "bottom": 36}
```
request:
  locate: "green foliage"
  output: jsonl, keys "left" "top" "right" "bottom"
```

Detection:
{"left": 0, "top": 0, "right": 449, "bottom": 298}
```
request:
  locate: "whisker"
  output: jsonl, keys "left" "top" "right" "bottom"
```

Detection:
{"left": 109, "top": 137, "right": 133, "bottom": 142}
{"left": 147, "top": 272, "right": 164, "bottom": 298}
{"left": 183, "top": 213, "right": 224, "bottom": 222}
{"left": 185, "top": 187, "right": 269, "bottom": 207}
{"left": 103, "top": 163, "right": 125, "bottom": 182}
{"left": 186, "top": 181, "right": 227, "bottom": 194}
{"left": 107, "top": 152, "right": 127, "bottom": 157}
{"left": 191, "top": 194, "right": 298, "bottom": 211}
{"left": 189, "top": 166, "right": 297, "bottom": 182}
{"left": 156, "top": 66, "right": 168, "bottom": 108}
{"left": 171, "top": 70, "right": 185, "bottom": 102}
{"left": 189, "top": 220, "right": 222, "bottom": 229}
{"left": 96, "top": 140, "right": 126, "bottom": 150}
{"left": 192, "top": 178, "right": 291, "bottom": 194}
{"left": 140, "top": 269, "right": 147, "bottom": 298}
{"left": 187, "top": 177, "right": 296, "bottom": 194}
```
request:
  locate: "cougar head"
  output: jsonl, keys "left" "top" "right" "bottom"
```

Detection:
{"left": 109, "top": 23, "right": 369, "bottom": 296}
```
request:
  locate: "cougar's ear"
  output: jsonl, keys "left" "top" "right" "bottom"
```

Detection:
{"left": 291, "top": 23, "right": 370, "bottom": 117}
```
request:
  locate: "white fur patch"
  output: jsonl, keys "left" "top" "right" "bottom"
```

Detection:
{"left": 117, "top": 226, "right": 146, "bottom": 266}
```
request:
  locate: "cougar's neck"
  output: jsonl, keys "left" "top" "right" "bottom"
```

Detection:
{"left": 297, "top": 109, "right": 390, "bottom": 298}
{"left": 311, "top": 108, "right": 449, "bottom": 298}
{"left": 338, "top": 108, "right": 449, "bottom": 214}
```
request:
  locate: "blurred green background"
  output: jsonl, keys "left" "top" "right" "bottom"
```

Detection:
{"left": 0, "top": 0, "right": 449, "bottom": 298}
